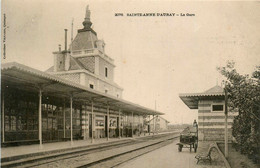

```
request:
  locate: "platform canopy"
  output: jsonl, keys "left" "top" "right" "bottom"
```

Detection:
{"left": 179, "top": 85, "right": 224, "bottom": 109}
{"left": 1, "top": 62, "right": 164, "bottom": 115}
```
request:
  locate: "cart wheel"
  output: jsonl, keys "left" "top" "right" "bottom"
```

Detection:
{"left": 194, "top": 143, "right": 198, "bottom": 153}
{"left": 178, "top": 145, "right": 182, "bottom": 152}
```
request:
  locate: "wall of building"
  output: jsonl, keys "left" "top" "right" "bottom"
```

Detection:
{"left": 198, "top": 100, "right": 238, "bottom": 141}
{"left": 56, "top": 73, "right": 80, "bottom": 84}
{"left": 84, "top": 73, "right": 98, "bottom": 90}
{"left": 158, "top": 118, "right": 168, "bottom": 130}
{"left": 56, "top": 72, "right": 122, "bottom": 98}
{"left": 98, "top": 79, "right": 122, "bottom": 98}
{"left": 54, "top": 52, "right": 65, "bottom": 72}
{"left": 150, "top": 117, "right": 168, "bottom": 132}
{"left": 98, "top": 57, "right": 114, "bottom": 81}
{"left": 78, "top": 56, "right": 95, "bottom": 73}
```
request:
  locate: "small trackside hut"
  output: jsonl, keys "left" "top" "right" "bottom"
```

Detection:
{"left": 179, "top": 85, "right": 238, "bottom": 141}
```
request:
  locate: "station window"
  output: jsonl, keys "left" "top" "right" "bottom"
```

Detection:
{"left": 10, "top": 116, "right": 17, "bottom": 131}
{"left": 89, "top": 84, "right": 94, "bottom": 89}
{"left": 105, "top": 89, "right": 108, "bottom": 94}
{"left": 105, "top": 67, "right": 108, "bottom": 77}
{"left": 212, "top": 104, "right": 224, "bottom": 112}
{"left": 5, "top": 116, "right": 10, "bottom": 131}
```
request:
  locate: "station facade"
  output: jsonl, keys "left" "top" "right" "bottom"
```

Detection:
{"left": 179, "top": 85, "right": 238, "bottom": 141}
{"left": 1, "top": 6, "right": 163, "bottom": 147}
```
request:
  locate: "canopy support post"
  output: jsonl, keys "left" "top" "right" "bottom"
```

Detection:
{"left": 91, "top": 100, "right": 94, "bottom": 143}
{"left": 118, "top": 109, "right": 121, "bottom": 139}
{"left": 63, "top": 99, "right": 66, "bottom": 139}
{"left": 132, "top": 112, "right": 134, "bottom": 138}
{"left": 107, "top": 105, "right": 110, "bottom": 141}
{"left": 153, "top": 115, "right": 155, "bottom": 135}
{"left": 38, "top": 88, "right": 43, "bottom": 149}
{"left": 70, "top": 95, "right": 73, "bottom": 146}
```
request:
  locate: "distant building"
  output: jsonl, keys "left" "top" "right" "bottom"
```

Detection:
{"left": 179, "top": 85, "right": 238, "bottom": 141}
{"left": 149, "top": 116, "right": 169, "bottom": 132}
{"left": 46, "top": 6, "right": 123, "bottom": 98}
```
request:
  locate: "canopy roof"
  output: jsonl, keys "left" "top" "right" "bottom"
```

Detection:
{"left": 179, "top": 85, "right": 224, "bottom": 109}
{"left": 1, "top": 62, "right": 164, "bottom": 115}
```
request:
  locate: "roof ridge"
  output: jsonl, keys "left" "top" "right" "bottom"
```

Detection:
{"left": 203, "top": 85, "right": 223, "bottom": 93}
{"left": 45, "top": 66, "right": 54, "bottom": 72}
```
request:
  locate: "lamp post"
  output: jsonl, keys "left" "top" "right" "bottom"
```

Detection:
{"left": 222, "top": 80, "right": 228, "bottom": 158}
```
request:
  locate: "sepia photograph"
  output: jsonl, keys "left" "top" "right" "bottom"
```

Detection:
{"left": 1, "top": 0, "right": 260, "bottom": 167}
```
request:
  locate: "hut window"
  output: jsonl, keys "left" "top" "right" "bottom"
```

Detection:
{"left": 212, "top": 105, "right": 224, "bottom": 112}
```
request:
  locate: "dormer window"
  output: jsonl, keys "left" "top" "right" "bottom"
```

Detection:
{"left": 105, "top": 67, "right": 108, "bottom": 77}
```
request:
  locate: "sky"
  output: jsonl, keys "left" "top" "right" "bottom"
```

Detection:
{"left": 1, "top": 0, "right": 260, "bottom": 124}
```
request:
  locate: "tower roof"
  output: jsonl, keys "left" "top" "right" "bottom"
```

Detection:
{"left": 71, "top": 31, "right": 98, "bottom": 51}
{"left": 78, "top": 5, "right": 96, "bottom": 35}
{"left": 71, "top": 5, "right": 98, "bottom": 51}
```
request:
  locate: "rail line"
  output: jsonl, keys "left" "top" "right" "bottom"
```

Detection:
{"left": 2, "top": 139, "right": 132, "bottom": 168}
{"left": 78, "top": 135, "right": 179, "bottom": 168}
{"left": 2, "top": 132, "right": 179, "bottom": 168}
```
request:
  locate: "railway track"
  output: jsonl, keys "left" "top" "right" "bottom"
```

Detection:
{"left": 79, "top": 135, "right": 179, "bottom": 168}
{"left": 2, "top": 132, "right": 179, "bottom": 168}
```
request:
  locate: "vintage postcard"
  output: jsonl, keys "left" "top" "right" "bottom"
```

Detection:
{"left": 1, "top": 1, "right": 259, "bottom": 167}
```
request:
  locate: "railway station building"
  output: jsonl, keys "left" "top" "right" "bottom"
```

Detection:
{"left": 179, "top": 85, "right": 238, "bottom": 141}
{"left": 1, "top": 6, "right": 163, "bottom": 147}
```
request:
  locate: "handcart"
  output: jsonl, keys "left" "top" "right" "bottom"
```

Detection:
{"left": 176, "top": 120, "right": 198, "bottom": 152}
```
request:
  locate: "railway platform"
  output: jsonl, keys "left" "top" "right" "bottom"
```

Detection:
{"left": 118, "top": 140, "right": 227, "bottom": 168}
{"left": 1, "top": 131, "right": 176, "bottom": 160}
{"left": 1, "top": 131, "right": 230, "bottom": 168}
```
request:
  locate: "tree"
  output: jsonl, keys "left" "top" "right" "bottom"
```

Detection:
{"left": 217, "top": 61, "right": 260, "bottom": 163}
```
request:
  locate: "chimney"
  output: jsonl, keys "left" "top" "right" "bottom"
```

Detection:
{"left": 64, "top": 29, "right": 68, "bottom": 51}
{"left": 53, "top": 51, "right": 65, "bottom": 72}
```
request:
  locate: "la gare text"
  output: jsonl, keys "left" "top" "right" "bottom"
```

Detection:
{"left": 115, "top": 13, "right": 195, "bottom": 17}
